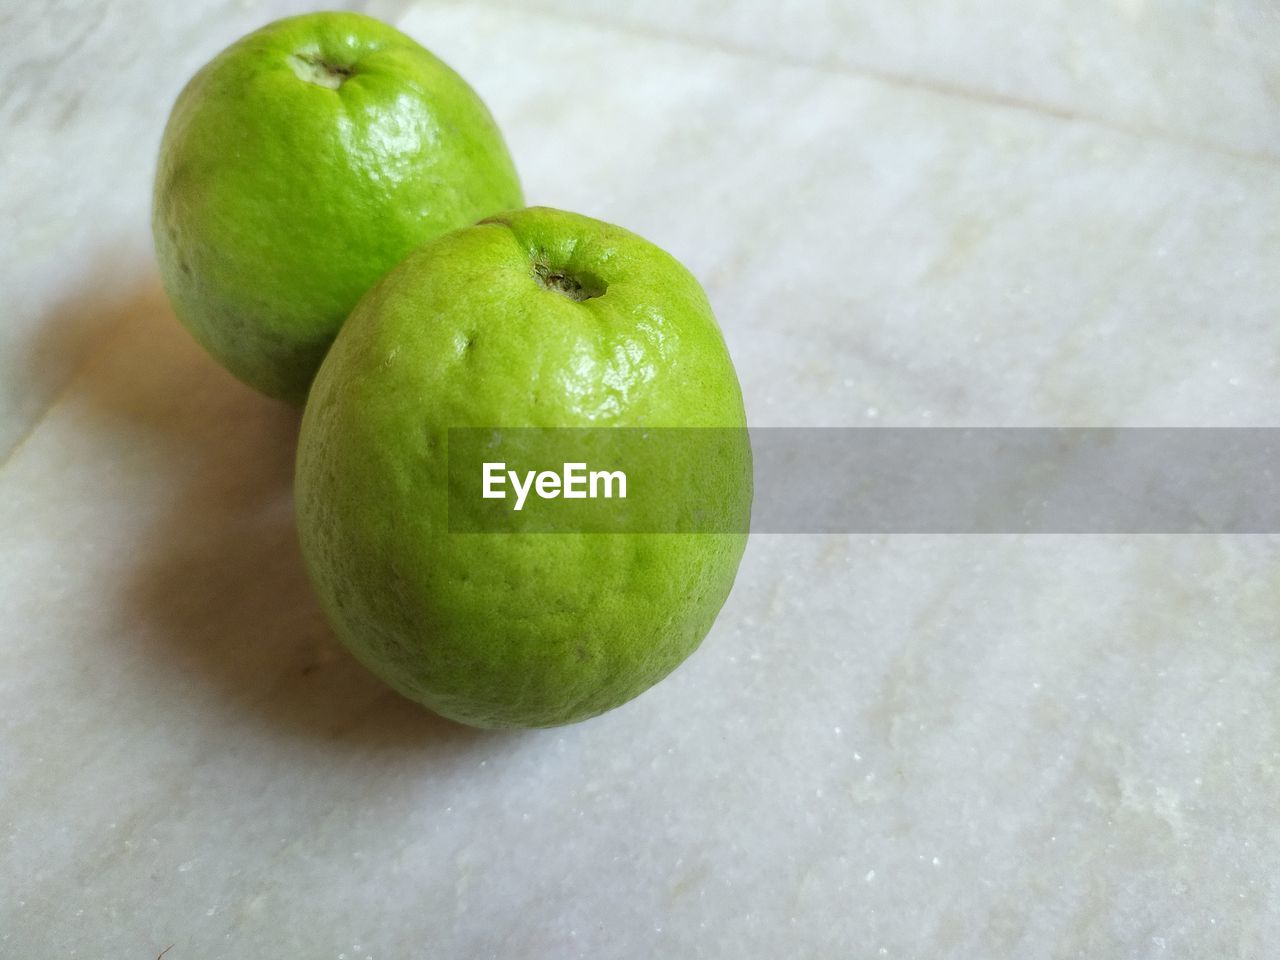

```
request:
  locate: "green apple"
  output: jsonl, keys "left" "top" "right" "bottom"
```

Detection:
{"left": 152, "top": 12, "right": 522, "bottom": 402}
{"left": 294, "top": 207, "right": 752, "bottom": 728}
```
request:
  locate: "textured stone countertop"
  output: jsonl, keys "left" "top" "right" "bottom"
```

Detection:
{"left": 4, "top": 1, "right": 1280, "bottom": 957}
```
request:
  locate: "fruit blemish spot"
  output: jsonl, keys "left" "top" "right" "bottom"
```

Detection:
{"left": 532, "top": 259, "right": 606, "bottom": 302}
{"left": 288, "top": 51, "right": 356, "bottom": 89}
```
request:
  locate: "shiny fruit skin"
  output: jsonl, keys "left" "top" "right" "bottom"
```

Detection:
{"left": 153, "top": 12, "right": 523, "bottom": 402}
{"left": 295, "top": 207, "right": 752, "bottom": 728}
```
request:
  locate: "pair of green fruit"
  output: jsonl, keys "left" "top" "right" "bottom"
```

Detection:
{"left": 153, "top": 12, "right": 750, "bottom": 728}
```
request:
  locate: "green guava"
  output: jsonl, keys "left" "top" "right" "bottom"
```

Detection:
{"left": 153, "top": 11, "right": 522, "bottom": 402}
{"left": 294, "top": 207, "right": 752, "bottom": 728}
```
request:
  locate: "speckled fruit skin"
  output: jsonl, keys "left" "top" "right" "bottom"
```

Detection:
{"left": 295, "top": 207, "right": 752, "bottom": 729}
{"left": 152, "top": 12, "right": 522, "bottom": 403}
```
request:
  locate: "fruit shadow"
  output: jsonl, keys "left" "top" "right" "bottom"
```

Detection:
{"left": 43, "top": 268, "right": 505, "bottom": 757}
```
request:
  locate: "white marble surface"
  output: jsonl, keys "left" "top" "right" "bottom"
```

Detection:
{"left": 4, "top": 1, "right": 1280, "bottom": 957}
